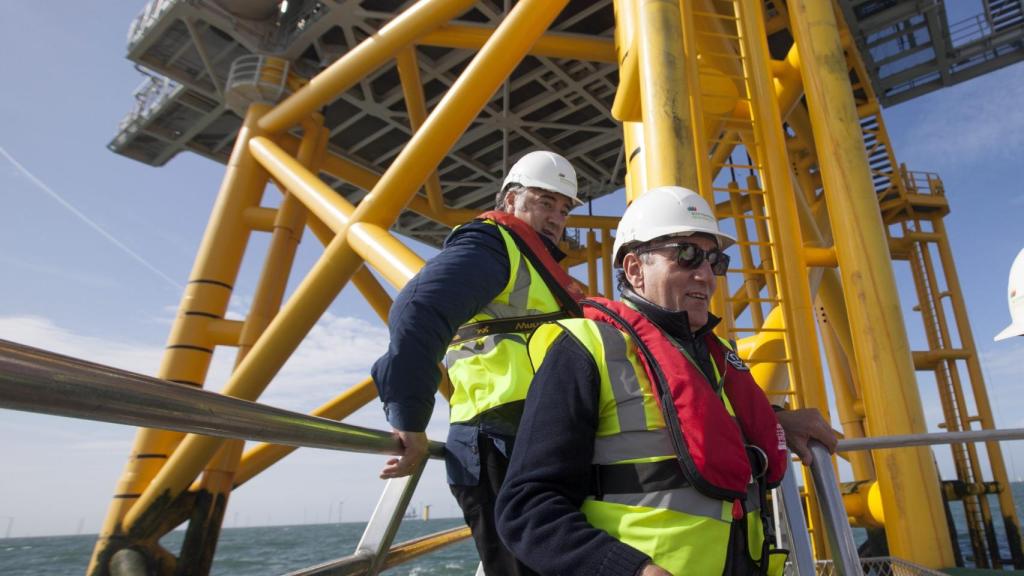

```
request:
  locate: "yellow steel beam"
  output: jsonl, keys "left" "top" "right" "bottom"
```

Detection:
{"left": 259, "top": 0, "right": 477, "bottom": 134}
{"left": 788, "top": 0, "right": 954, "bottom": 566}
{"left": 349, "top": 222, "right": 423, "bottom": 288}
{"left": 206, "top": 319, "right": 244, "bottom": 346}
{"left": 90, "top": 104, "right": 273, "bottom": 572}
{"left": 316, "top": 144, "right": 621, "bottom": 231}
{"left": 804, "top": 247, "right": 838, "bottom": 268}
{"left": 250, "top": 136, "right": 425, "bottom": 288}
{"left": 396, "top": 47, "right": 445, "bottom": 213}
{"left": 179, "top": 117, "right": 324, "bottom": 569}
{"left": 305, "top": 212, "right": 394, "bottom": 325}
{"left": 380, "top": 526, "right": 474, "bottom": 570}
{"left": 243, "top": 206, "right": 277, "bottom": 232}
{"left": 420, "top": 24, "right": 616, "bottom": 63}
{"left": 636, "top": 0, "right": 698, "bottom": 189}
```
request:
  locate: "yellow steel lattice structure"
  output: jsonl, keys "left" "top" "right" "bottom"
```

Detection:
{"left": 91, "top": 0, "right": 1024, "bottom": 574}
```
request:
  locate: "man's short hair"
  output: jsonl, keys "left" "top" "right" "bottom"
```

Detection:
{"left": 496, "top": 183, "right": 527, "bottom": 211}
{"left": 615, "top": 247, "right": 654, "bottom": 292}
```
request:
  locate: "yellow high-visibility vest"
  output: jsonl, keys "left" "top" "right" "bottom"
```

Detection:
{"left": 528, "top": 318, "right": 785, "bottom": 576}
{"left": 445, "top": 221, "right": 564, "bottom": 425}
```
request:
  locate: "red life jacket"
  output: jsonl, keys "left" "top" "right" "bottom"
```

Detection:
{"left": 582, "top": 297, "right": 788, "bottom": 501}
{"left": 477, "top": 210, "right": 586, "bottom": 308}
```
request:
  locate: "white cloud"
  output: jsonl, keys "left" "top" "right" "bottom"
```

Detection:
{"left": 0, "top": 313, "right": 393, "bottom": 417}
{"left": 0, "top": 315, "right": 165, "bottom": 376}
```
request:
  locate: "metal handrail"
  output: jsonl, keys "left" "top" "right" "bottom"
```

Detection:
{"left": 808, "top": 441, "right": 862, "bottom": 575}
{"left": 837, "top": 428, "right": 1024, "bottom": 451}
{"left": 777, "top": 465, "right": 816, "bottom": 576}
{"left": 0, "top": 339, "right": 444, "bottom": 458}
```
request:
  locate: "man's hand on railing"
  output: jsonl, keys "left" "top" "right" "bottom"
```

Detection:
{"left": 776, "top": 408, "right": 839, "bottom": 465}
{"left": 380, "top": 430, "right": 429, "bottom": 479}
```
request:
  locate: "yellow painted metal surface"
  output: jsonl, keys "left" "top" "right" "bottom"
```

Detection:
{"left": 788, "top": 0, "right": 954, "bottom": 566}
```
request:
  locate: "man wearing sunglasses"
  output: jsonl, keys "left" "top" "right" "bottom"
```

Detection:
{"left": 496, "top": 185, "right": 836, "bottom": 576}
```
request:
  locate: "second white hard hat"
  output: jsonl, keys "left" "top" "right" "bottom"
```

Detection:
{"left": 995, "top": 247, "right": 1024, "bottom": 341}
{"left": 612, "top": 185, "right": 736, "bottom": 266}
{"left": 502, "top": 151, "right": 581, "bottom": 206}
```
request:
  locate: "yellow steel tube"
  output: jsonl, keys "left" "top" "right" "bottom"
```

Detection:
{"left": 636, "top": 0, "right": 698, "bottom": 189}
{"left": 182, "top": 120, "right": 322, "bottom": 567}
{"left": 788, "top": 0, "right": 954, "bottom": 565}
{"left": 380, "top": 526, "right": 474, "bottom": 570}
{"left": 317, "top": 145, "right": 620, "bottom": 231}
{"left": 602, "top": 232, "right": 614, "bottom": 299}
{"left": 259, "top": 0, "right": 477, "bottom": 134}
{"left": 727, "top": 182, "right": 764, "bottom": 328}
{"left": 587, "top": 230, "right": 598, "bottom": 296}
{"left": 206, "top": 319, "right": 244, "bottom": 346}
{"left": 678, "top": 0, "right": 712, "bottom": 196}
{"left": 243, "top": 206, "right": 277, "bottom": 232}
{"left": 234, "top": 376, "right": 380, "bottom": 487}
{"left": 90, "top": 104, "right": 272, "bottom": 571}
{"left": 804, "top": 247, "right": 837, "bottom": 268}
{"left": 612, "top": 0, "right": 641, "bottom": 123}
{"left": 349, "top": 222, "right": 423, "bottom": 288}
{"left": 614, "top": 0, "right": 645, "bottom": 203}
{"left": 250, "top": 136, "right": 426, "bottom": 288}
{"left": 396, "top": 47, "right": 445, "bottom": 213}
{"left": 420, "top": 25, "right": 615, "bottom": 63}
{"left": 818, "top": 306, "right": 875, "bottom": 480}
{"left": 305, "top": 213, "right": 394, "bottom": 324}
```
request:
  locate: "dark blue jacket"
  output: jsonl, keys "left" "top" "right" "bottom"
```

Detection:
{"left": 370, "top": 220, "right": 564, "bottom": 485}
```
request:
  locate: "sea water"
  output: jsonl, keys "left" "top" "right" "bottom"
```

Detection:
{"left": 4, "top": 485, "right": 1024, "bottom": 575}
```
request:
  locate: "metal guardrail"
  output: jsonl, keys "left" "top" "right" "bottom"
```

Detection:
{"left": 7, "top": 338, "right": 1024, "bottom": 574}
{"left": 0, "top": 338, "right": 462, "bottom": 575}
{"left": 838, "top": 428, "right": 1024, "bottom": 451}
{"left": 808, "top": 442, "right": 862, "bottom": 576}
{"left": 0, "top": 338, "right": 444, "bottom": 458}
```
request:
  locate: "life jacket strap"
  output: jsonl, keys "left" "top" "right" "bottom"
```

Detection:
{"left": 590, "top": 460, "right": 689, "bottom": 499}
{"left": 452, "top": 311, "right": 570, "bottom": 344}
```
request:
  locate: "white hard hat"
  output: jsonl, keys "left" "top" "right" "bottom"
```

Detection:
{"left": 612, "top": 185, "right": 736, "bottom": 266}
{"left": 502, "top": 151, "right": 581, "bottom": 206}
{"left": 995, "top": 248, "right": 1024, "bottom": 341}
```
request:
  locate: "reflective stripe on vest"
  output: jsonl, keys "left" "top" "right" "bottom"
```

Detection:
{"left": 445, "top": 222, "right": 563, "bottom": 425}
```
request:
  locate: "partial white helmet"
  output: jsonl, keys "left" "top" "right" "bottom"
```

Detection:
{"left": 995, "top": 247, "right": 1024, "bottom": 341}
{"left": 502, "top": 151, "right": 581, "bottom": 206}
{"left": 612, "top": 185, "right": 735, "bottom": 266}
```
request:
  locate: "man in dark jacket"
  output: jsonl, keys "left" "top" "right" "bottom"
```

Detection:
{"left": 496, "top": 186, "right": 837, "bottom": 576}
{"left": 371, "top": 150, "right": 583, "bottom": 575}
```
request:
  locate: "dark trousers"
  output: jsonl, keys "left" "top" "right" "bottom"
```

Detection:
{"left": 450, "top": 437, "right": 539, "bottom": 576}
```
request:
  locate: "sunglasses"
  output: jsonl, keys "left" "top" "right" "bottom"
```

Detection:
{"left": 639, "top": 241, "right": 730, "bottom": 276}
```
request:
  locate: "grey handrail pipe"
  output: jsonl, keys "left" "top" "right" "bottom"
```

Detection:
{"left": 808, "top": 441, "right": 861, "bottom": 575}
{"left": 837, "top": 428, "right": 1024, "bottom": 451}
{"left": 0, "top": 339, "right": 445, "bottom": 458}
{"left": 778, "top": 464, "right": 816, "bottom": 576}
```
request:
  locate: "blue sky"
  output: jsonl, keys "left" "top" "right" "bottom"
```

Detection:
{"left": 1, "top": 2, "right": 1023, "bottom": 540}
